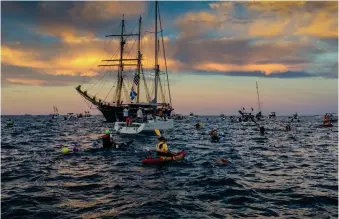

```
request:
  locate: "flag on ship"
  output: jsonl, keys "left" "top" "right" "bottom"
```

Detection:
{"left": 133, "top": 73, "right": 139, "bottom": 85}
{"left": 130, "top": 87, "right": 137, "bottom": 100}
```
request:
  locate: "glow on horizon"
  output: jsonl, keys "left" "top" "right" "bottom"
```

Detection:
{"left": 1, "top": 74, "right": 337, "bottom": 116}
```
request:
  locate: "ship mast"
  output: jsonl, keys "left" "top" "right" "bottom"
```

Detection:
{"left": 137, "top": 16, "right": 142, "bottom": 103}
{"left": 99, "top": 15, "right": 139, "bottom": 106}
{"left": 154, "top": 0, "right": 159, "bottom": 104}
{"left": 158, "top": 2, "right": 172, "bottom": 106}
{"left": 256, "top": 81, "right": 261, "bottom": 112}
{"left": 116, "top": 15, "right": 125, "bottom": 105}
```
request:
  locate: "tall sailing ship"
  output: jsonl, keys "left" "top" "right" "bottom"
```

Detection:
{"left": 75, "top": 1, "right": 172, "bottom": 123}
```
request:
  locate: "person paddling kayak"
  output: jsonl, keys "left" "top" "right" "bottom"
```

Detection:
{"left": 156, "top": 137, "right": 168, "bottom": 154}
{"left": 156, "top": 136, "right": 174, "bottom": 159}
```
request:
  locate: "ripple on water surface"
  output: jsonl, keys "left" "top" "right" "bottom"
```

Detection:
{"left": 1, "top": 115, "right": 338, "bottom": 218}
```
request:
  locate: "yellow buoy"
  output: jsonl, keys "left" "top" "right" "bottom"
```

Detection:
{"left": 61, "top": 147, "right": 70, "bottom": 154}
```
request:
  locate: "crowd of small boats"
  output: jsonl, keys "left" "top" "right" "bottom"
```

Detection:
{"left": 50, "top": 106, "right": 91, "bottom": 121}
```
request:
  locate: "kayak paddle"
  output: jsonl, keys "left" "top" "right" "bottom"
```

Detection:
{"left": 154, "top": 129, "right": 161, "bottom": 137}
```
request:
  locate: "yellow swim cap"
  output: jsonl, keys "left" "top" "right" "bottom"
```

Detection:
{"left": 61, "top": 147, "right": 70, "bottom": 154}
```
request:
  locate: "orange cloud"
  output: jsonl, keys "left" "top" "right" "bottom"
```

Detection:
{"left": 295, "top": 10, "right": 338, "bottom": 38}
{"left": 1, "top": 33, "right": 183, "bottom": 79}
{"left": 2, "top": 46, "right": 47, "bottom": 68}
{"left": 175, "top": 11, "right": 220, "bottom": 37}
{"left": 34, "top": 25, "right": 99, "bottom": 44}
{"left": 241, "top": 1, "right": 307, "bottom": 14}
{"left": 185, "top": 1, "right": 338, "bottom": 39}
{"left": 1, "top": 45, "right": 105, "bottom": 76}
{"left": 195, "top": 62, "right": 289, "bottom": 75}
{"left": 248, "top": 18, "right": 291, "bottom": 37}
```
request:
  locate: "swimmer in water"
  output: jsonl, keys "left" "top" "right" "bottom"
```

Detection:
{"left": 216, "top": 158, "right": 229, "bottom": 165}
{"left": 286, "top": 124, "right": 291, "bottom": 131}
{"left": 195, "top": 123, "right": 201, "bottom": 129}
{"left": 260, "top": 126, "right": 265, "bottom": 135}
{"left": 102, "top": 129, "right": 116, "bottom": 148}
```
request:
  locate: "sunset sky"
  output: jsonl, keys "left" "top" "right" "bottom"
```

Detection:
{"left": 1, "top": 1, "right": 338, "bottom": 115}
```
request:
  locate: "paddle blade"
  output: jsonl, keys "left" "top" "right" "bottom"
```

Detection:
{"left": 154, "top": 129, "right": 161, "bottom": 137}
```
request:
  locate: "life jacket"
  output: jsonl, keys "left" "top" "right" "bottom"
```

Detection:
{"left": 156, "top": 142, "right": 169, "bottom": 156}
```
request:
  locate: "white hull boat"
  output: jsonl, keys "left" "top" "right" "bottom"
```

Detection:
{"left": 114, "top": 118, "right": 174, "bottom": 134}
{"left": 242, "top": 121, "right": 257, "bottom": 127}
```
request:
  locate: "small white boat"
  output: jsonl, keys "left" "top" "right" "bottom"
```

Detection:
{"left": 269, "top": 112, "right": 276, "bottom": 119}
{"left": 51, "top": 106, "right": 59, "bottom": 119}
{"left": 6, "top": 120, "right": 14, "bottom": 127}
{"left": 114, "top": 117, "right": 174, "bottom": 134}
{"left": 66, "top": 113, "right": 77, "bottom": 121}
{"left": 242, "top": 121, "right": 257, "bottom": 127}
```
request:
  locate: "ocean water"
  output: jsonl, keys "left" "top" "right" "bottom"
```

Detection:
{"left": 1, "top": 115, "right": 338, "bottom": 219}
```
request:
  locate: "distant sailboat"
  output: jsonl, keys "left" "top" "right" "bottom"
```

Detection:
{"left": 255, "top": 81, "right": 264, "bottom": 121}
{"left": 51, "top": 106, "right": 59, "bottom": 119}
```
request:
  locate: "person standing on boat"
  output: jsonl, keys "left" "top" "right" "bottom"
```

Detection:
{"left": 324, "top": 114, "right": 330, "bottom": 124}
{"left": 137, "top": 107, "right": 143, "bottom": 122}
{"left": 123, "top": 107, "right": 129, "bottom": 121}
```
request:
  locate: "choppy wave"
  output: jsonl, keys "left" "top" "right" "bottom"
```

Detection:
{"left": 1, "top": 115, "right": 338, "bottom": 218}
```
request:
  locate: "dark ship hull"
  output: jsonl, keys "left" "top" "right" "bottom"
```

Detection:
{"left": 99, "top": 104, "right": 159, "bottom": 122}
{"left": 98, "top": 106, "right": 122, "bottom": 122}
{"left": 76, "top": 85, "right": 163, "bottom": 123}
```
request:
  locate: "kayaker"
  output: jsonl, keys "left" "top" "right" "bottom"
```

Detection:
{"left": 102, "top": 129, "right": 116, "bottom": 148}
{"left": 156, "top": 136, "right": 173, "bottom": 158}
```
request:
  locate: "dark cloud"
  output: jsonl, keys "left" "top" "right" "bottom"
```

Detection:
{"left": 193, "top": 70, "right": 317, "bottom": 79}
{"left": 170, "top": 37, "right": 323, "bottom": 66}
{"left": 1, "top": 1, "right": 337, "bottom": 82}
{"left": 2, "top": 1, "right": 147, "bottom": 40}
{"left": 1, "top": 64, "right": 92, "bottom": 86}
